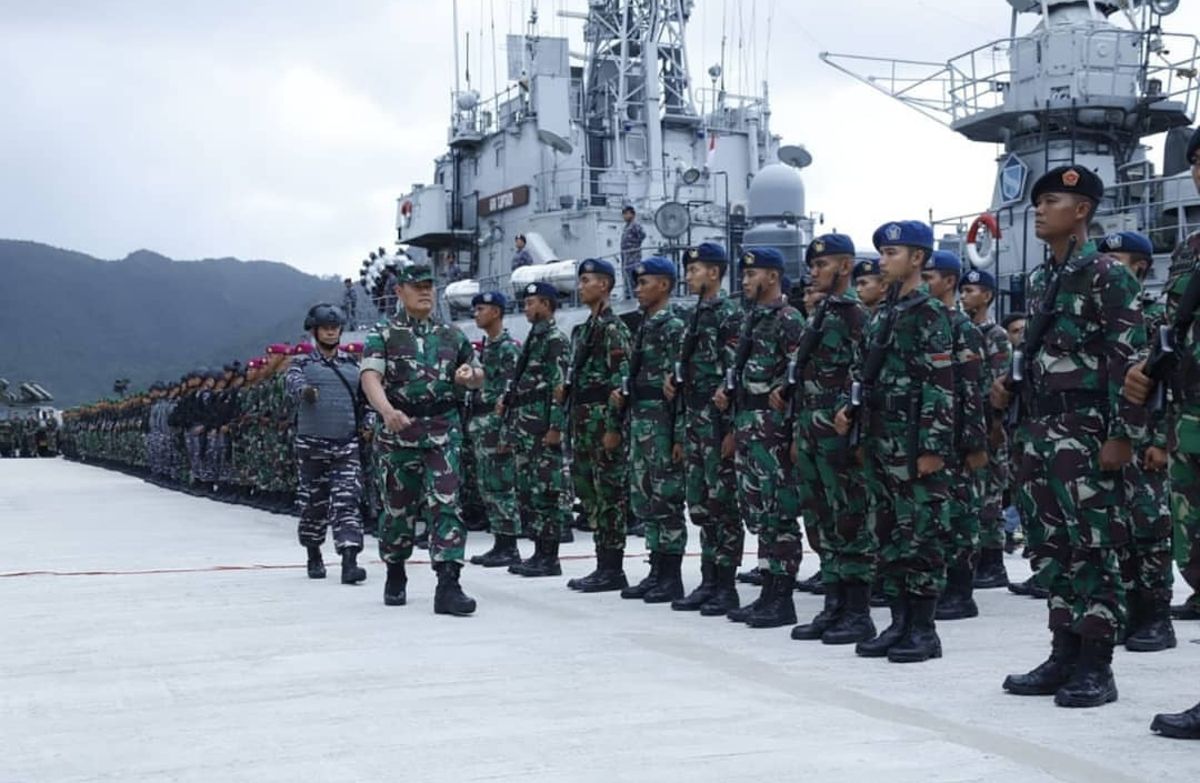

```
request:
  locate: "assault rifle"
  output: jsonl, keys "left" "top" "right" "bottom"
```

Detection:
{"left": 620, "top": 316, "right": 648, "bottom": 428}
{"left": 673, "top": 284, "right": 708, "bottom": 402}
{"left": 501, "top": 330, "right": 537, "bottom": 428}
{"left": 1142, "top": 261, "right": 1200, "bottom": 412}
{"left": 784, "top": 295, "right": 831, "bottom": 417}
{"left": 725, "top": 285, "right": 765, "bottom": 404}
{"left": 836, "top": 281, "right": 902, "bottom": 462}
{"left": 1004, "top": 236, "right": 1076, "bottom": 427}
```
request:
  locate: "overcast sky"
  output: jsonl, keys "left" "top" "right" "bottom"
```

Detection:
{"left": 2, "top": 0, "right": 1198, "bottom": 278}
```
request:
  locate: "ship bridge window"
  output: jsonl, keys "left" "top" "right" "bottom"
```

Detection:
{"left": 495, "top": 144, "right": 504, "bottom": 167}
{"left": 626, "top": 133, "right": 647, "bottom": 164}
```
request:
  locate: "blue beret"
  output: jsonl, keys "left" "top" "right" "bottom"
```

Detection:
{"left": 629, "top": 255, "right": 677, "bottom": 282}
{"left": 781, "top": 275, "right": 793, "bottom": 294}
{"left": 1098, "top": 231, "right": 1153, "bottom": 257}
{"left": 925, "top": 250, "right": 963, "bottom": 276}
{"left": 521, "top": 281, "right": 559, "bottom": 301}
{"left": 1186, "top": 126, "right": 1199, "bottom": 165}
{"left": 959, "top": 268, "right": 996, "bottom": 291}
{"left": 471, "top": 291, "right": 508, "bottom": 309}
{"left": 739, "top": 246, "right": 786, "bottom": 272}
{"left": 1030, "top": 165, "right": 1104, "bottom": 205}
{"left": 685, "top": 242, "right": 728, "bottom": 265}
{"left": 578, "top": 257, "right": 616, "bottom": 279}
{"left": 852, "top": 256, "right": 881, "bottom": 279}
{"left": 872, "top": 221, "right": 934, "bottom": 252}
{"left": 806, "top": 233, "right": 856, "bottom": 263}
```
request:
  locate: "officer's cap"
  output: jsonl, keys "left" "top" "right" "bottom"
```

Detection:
{"left": 400, "top": 264, "right": 434, "bottom": 284}
{"left": 806, "top": 233, "right": 856, "bottom": 264}
{"left": 872, "top": 221, "right": 934, "bottom": 253}
{"left": 1030, "top": 166, "right": 1105, "bottom": 206}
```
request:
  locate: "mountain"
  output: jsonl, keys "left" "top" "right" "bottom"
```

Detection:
{"left": 0, "top": 240, "right": 346, "bottom": 407}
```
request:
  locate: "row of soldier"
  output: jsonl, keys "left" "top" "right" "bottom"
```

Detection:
{"left": 0, "top": 411, "right": 58, "bottom": 458}
{"left": 61, "top": 133, "right": 1200, "bottom": 739}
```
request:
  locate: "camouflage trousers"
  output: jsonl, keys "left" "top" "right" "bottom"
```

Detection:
{"left": 1016, "top": 410, "right": 1128, "bottom": 643}
{"left": 1169, "top": 448, "right": 1200, "bottom": 606}
{"left": 1120, "top": 457, "right": 1173, "bottom": 604}
{"left": 572, "top": 403, "right": 627, "bottom": 552}
{"left": 375, "top": 438, "right": 466, "bottom": 564}
{"left": 945, "top": 461, "right": 984, "bottom": 572}
{"left": 514, "top": 435, "right": 571, "bottom": 543}
{"left": 629, "top": 405, "right": 686, "bottom": 555}
{"left": 295, "top": 435, "right": 363, "bottom": 553}
{"left": 185, "top": 430, "right": 206, "bottom": 484}
{"left": 978, "top": 438, "right": 1009, "bottom": 551}
{"left": 683, "top": 398, "right": 742, "bottom": 567}
{"left": 204, "top": 430, "right": 226, "bottom": 484}
{"left": 460, "top": 429, "right": 485, "bottom": 515}
{"left": 734, "top": 408, "right": 800, "bottom": 576}
{"left": 865, "top": 423, "right": 950, "bottom": 599}
{"left": 795, "top": 410, "right": 874, "bottom": 584}
{"left": 474, "top": 438, "right": 520, "bottom": 537}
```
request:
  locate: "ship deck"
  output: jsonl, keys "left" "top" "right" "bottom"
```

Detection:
{"left": 1, "top": 459, "right": 1197, "bottom": 782}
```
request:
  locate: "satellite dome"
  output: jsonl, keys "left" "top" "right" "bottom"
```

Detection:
{"left": 748, "top": 163, "right": 806, "bottom": 221}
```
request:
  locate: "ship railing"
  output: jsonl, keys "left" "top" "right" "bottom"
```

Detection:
{"left": 694, "top": 88, "right": 770, "bottom": 131}
{"left": 530, "top": 166, "right": 687, "bottom": 212}
{"left": 450, "top": 85, "right": 530, "bottom": 139}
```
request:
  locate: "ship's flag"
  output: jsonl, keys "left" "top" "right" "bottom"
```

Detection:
{"left": 706, "top": 132, "right": 718, "bottom": 169}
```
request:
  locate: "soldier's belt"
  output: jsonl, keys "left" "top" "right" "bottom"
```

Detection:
{"left": 573, "top": 387, "right": 611, "bottom": 406}
{"left": 802, "top": 391, "right": 841, "bottom": 409}
{"left": 736, "top": 391, "right": 773, "bottom": 411}
{"left": 630, "top": 383, "right": 666, "bottom": 402}
{"left": 395, "top": 399, "right": 457, "bottom": 418}
{"left": 1025, "top": 390, "right": 1107, "bottom": 418}
{"left": 867, "top": 391, "right": 915, "bottom": 414}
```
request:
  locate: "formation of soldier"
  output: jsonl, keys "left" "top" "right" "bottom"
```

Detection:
{"left": 59, "top": 128, "right": 1200, "bottom": 740}
{"left": 0, "top": 410, "right": 58, "bottom": 458}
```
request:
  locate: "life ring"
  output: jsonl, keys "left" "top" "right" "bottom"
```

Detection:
{"left": 399, "top": 199, "right": 414, "bottom": 227}
{"left": 966, "top": 212, "right": 1000, "bottom": 269}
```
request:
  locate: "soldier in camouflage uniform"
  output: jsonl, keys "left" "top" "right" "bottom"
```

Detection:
{"left": 466, "top": 291, "right": 524, "bottom": 568}
{"left": 853, "top": 256, "right": 885, "bottom": 313}
{"left": 664, "top": 243, "right": 744, "bottom": 615}
{"left": 923, "top": 250, "right": 989, "bottom": 623}
{"left": 562, "top": 258, "right": 632, "bottom": 593}
{"left": 287, "top": 304, "right": 367, "bottom": 585}
{"left": 713, "top": 246, "right": 805, "bottom": 629}
{"left": 789, "top": 234, "right": 877, "bottom": 644}
{"left": 0, "top": 414, "right": 13, "bottom": 458}
{"left": 996, "top": 166, "right": 1145, "bottom": 708}
{"left": 837, "top": 221, "right": 956, "bottom": 664}
{"left": 501, "top": 282, "right": 573, "bottom": 578}
{"left": 1097, "top": 232, "right": 1176, "bottom": 653}
{"left": 611, "top": 257, "right": 687, "bottom": 603}
{"left": 959, "top": 269, "right": 1014, "bottom": 590}
{"left": 360, "top": 263, "right": 483, "bottom": 615}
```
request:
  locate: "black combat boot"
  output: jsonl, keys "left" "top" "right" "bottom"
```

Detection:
{"left": 644, "top": 553, "right": 685, "bottom": 604}
{"left": 509, "top": 539, "right": 543, "bottom": 575}
{"left": 567, "top": 552, "right": 603, "bottom": 590}
{"left": 869, "top": 576, "right": 889, "bottom": 607}
{"left": 305, "top": 545, "right": 326, "bottom": 579}
{"left": 795, "top": 572, "right": 823, "bottom": 594}
{"left": 791, "top": 582, "right": 844, "bottom": 641}
{"left": 621, "top": 552, "right": 661, "bottom": 599}
{"left": 728, "top": 572, "right": 772, "bottom": 623}
{"left": 514, "top": 538, "right": 562, "bottom": 577}
{"left": 572, "top": 509, "right": 591, "bottom": 531}
{"left": 822, "top": 581, "right": 877, "bottom": 645}
{"left": 1150, "top": 701, "right": 1200, "bottom": 739}
{"left": 1125, "top": 594, "right": 1177, "bottom": 653}
{"left": 1170, "top": 594, "right": 1200, "bottom": 620}
{"left": 936, "top": 567, "right": 979, "bottom": 621}
{"left": 736, "top": 566, "right": 764, "bottom": 585}
{"left": 433, "top": 561, "right": 477, "bottom": 616}
{"left": 746, "top": 572, "right": 797, "bottom": 628}
{"left": 1008, "top": 575, "right": 1049, "bottom": 599}
{"left": 1054, "top": 637, "right": 1118, "bottom": 708}
{"left": 470, "top": 534, "right": 522, "bottom": 568}
{"left": 973, "top": 547, "right": 1009, "bottom": 589}
{"left": 383, "top": 561, "right": 407, "bottom": 606}
{"left": 855, "top": 594, "right": 910, "bottom": 658}
{"left": 887, "top": 596, "right": 942, "bottom": 663}
{"left": 700, "top": 565, "right": 741, "bottom": 617}
{"left": 1002, "top": 629, "right": 1080, "bottom": 695}
{"left": 577, "top": 549, "right": 628, "bottom": 593}
{"left": 340, "top": 548, "right": 367, "bottom": 584}
{"left": 559, "top": 526, "right": 575, "bottom": 543}
{"left": 672, "top": 559, "right": 717, "bottom": 611}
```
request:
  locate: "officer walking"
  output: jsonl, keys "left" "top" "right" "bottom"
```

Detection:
{"left": 612, "top": 257, "right": 688, "bottom": 603}
{"left": 286, "top": 304, "right": 367, "bottom": 585}
{"left": 360, "top": 263, "right": 485, "bottom": 615}
{"left": 664, "top": 243, "right": 744, "bottom": 616}
{"left": 995, "top": 166, "right": 1145, "bottom": 708}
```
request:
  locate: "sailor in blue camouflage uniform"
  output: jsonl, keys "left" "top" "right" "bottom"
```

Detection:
{"left": 285, "top": 304, "right": 367, "bottom": 585}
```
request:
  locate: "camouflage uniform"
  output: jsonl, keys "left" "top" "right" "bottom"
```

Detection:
{"left": 363, "top": 310, "right": 478, "bottom": 564}
{"left": 858, "top": 288, "right": 955, "bottom": 602}
{"left": 503, "top": 317, "right": 572, "bottom": 544}
{"left": 472, "top": 329, "right": 521, "bottom": 536}
{"left": 732, "top": 298, "right": 805, "bottom": 577}
{"left": 1013, "top": 243, "right": 1145, "bottom": 644}
{"left": 679, "top": 292, "right": 744, "bottom": 567}
{"left": 1165, "top": 231, "right": 1200, "bottom": 616}
{"left": 620, "top": 220, "right": 646, "bottom": 267}
{"left": 945, "top": 308, "right": 988, "bottom": 575}
{"left": 626, "top": 304, "right": 687, "bottom": 554}
{"left": 974, "top": 317, "right": 1013, "bottom": 552}
{"left": 792, "top": 293, "right": 873, "bottom": 584}
{"left": 569, "top": 305, "right": 631, "bottom": 554}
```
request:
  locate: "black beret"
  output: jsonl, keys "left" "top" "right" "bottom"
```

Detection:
{"left": 1030, "top": 165, "right": 1104, "bottom": 205}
